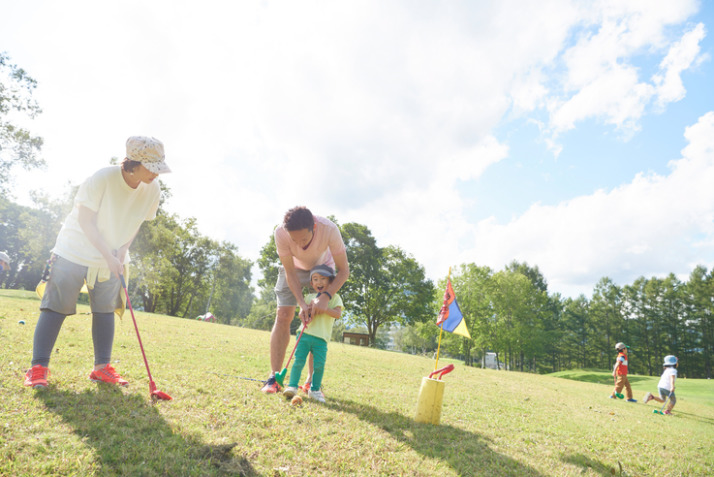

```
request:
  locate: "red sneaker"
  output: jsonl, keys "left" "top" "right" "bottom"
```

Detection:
{"left": 260, "top": 376, "right": 281, "bottom": 394}
{"left": 89, "top": 364, "right": 129, "bottom": 386}
{"left": 24, "top": 365, "right": 49, "bottom": 388}
{"left": 299, "top": 381, "right": 311, "bottom": 393}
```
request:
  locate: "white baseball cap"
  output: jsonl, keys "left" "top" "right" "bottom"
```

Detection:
{"left": 126, "top": 136, "right": 171, "bottom": 174}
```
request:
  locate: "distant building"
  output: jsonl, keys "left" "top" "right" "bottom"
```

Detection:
{"left": 343, "top": 332, "right": 370, "bottom": 347}
{"left": 483, "top": 352, "right": 506, "bottom": 370}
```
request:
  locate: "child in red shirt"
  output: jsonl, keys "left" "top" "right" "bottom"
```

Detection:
{"left": 610, "top": 342, "right": 637, "bottom": 402}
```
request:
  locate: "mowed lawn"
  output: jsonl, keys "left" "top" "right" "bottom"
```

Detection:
{"left": 1, "top": 289, "right": 713, "bottom": 476}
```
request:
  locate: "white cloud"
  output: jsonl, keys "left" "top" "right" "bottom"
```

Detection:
{"left": 545, "top": 0, "right": 703, "bottom": 142}
{"left": 1, "top": 1, "right": 710, "bottom": 299}
{"left": 653, "top": 23, "right": 708, "bottom": 106}
{"left": 466, "top": 111, "right": 714, "bottom": 297}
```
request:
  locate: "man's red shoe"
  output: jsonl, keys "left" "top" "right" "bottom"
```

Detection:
{"left": 260, "top": 376, "right": 281, "bottom": 394}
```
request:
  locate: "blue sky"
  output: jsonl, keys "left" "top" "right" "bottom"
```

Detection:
{"left": 2, "top": 1, "right": 714, "bottom": 299}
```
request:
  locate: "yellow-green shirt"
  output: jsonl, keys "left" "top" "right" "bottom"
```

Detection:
{"left": 299, "top": 292, "right": 343, "bottom": 342}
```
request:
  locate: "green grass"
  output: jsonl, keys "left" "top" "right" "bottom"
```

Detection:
{"left": 1, "top": 289, "right": 713, "bottom": 476}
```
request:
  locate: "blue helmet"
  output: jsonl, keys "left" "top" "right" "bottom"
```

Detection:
{"left": 663, "top": 355, "right": 678, "bottom": 366}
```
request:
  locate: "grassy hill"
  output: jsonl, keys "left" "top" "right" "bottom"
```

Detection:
{"left": 1, "top": 289, "right": 713, "bottom": 476}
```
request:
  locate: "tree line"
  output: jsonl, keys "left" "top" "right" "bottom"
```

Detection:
{"left": 424, "top": 264, "right": 714, "bottom": 379}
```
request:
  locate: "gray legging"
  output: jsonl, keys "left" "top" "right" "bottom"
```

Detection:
{"left": 32, "top": 309, "right": 115, "bottom": 367}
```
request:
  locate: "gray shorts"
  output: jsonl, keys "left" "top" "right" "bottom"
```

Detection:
{"left": 659, "top": 388, "right": 676, "bottom": 402}
{"left": 40, "top": 255, "right": 121, "bottom": 315}
{"left": 274, "top": 267, "right": 312, "bottom": 307}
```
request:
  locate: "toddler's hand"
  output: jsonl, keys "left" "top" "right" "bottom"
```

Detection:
{"left": 303, "top": 313, "right": 313, "bottom": 326}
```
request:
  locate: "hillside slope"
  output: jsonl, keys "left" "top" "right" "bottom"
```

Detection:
{"left": 1, "top": 290, "right": 713, "bottom": 476}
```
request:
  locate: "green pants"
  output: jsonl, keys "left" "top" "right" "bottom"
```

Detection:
{"left": 288, "top": 333, "right": 327, "bottom": 391}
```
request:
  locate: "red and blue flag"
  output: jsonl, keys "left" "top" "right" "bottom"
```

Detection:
{"left": 437, "top": 280, "right": 471, "bottom": 338}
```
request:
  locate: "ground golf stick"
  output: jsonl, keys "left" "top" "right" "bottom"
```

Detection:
{"left": 213, "top": 373, "right": 267, "bottom": 384}
{"left": 120, "top": 275, "right": 172, "bottom": 401}
{"left": 429, "top": 363, "right": 455, "bottom": 380}
{"left": 275, "top": 326, "right": 306, "bottom": 386}
{"left": 653, "top": 392, "right": 671, "bottom": 415}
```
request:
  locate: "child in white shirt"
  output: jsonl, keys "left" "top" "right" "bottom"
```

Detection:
{"left": 643, "top": 355, "right": 678, "bottom": 414}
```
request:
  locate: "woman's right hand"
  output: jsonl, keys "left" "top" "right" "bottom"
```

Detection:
{"left": 107, "top": 253, "right": 124, "bottom": 279}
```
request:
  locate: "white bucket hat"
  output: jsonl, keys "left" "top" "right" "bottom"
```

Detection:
{"left": 126, "top": 136, "right": 171, "bottom": 174}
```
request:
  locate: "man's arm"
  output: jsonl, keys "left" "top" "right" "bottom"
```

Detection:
{"left": 279, "top": 256, "right": 310, "bottom": 322}
{"left": 321, "top": 306, "right": 342, "bottom": 319}
{"left": 313, "top": 253, "right": 350, "bottom": 311}
{"left": 327, "top": 252, "right": 350, "bottom": 297}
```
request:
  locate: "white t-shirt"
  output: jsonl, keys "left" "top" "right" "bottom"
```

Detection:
{"left": 52, "top": 166, "right": 160, "bottom": 268}
{"left": 657, "top": 367, "right": 677, "bottom": 390}
{"left": 274, "top": 215, "right": 346, "bottom": 271}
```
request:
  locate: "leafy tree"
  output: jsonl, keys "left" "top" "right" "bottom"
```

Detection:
{"left": 560, "top": 295, "right": 592, "bottom": 369}
{"left": 0, "top": 191, "right": 73, "bottom": 290}
{"left": 505, "top": 260, "right": 548, "bottom": 293}
{"left": 393, "top": 322, "right": 437, "bottom": 355}
{"left": 345, "top": 244, "right": 434, "bottom": 346}
{"left": 0, "top": 52, "right": 44, "bottom": 196}
{"left": 543, "top": 293, "right": 566, "bottom": 373}
{"left": 131, "top": 212, "right": 253, "bottom": 321}
{"left": 243, "top": 301, "right": 277, "bottom": 331}
{"left": 255, "top": 232, "right": 279, "bottom": 303}
{"left": 491, "top": 269, "right": 549, "bottom": 372}
{"left": 207, "top": 241, "right": 253, "bottom": 324}
{"left": 685, "top": 266, "right": 714, "bottom": 378}
{"left": 445, "top": 264, "right": 494, "bottom": 366}
{"left": 660, "top": 274, "right": 685, "bottom": 367}
{"left": 131, "top": 212, "right": 184, "bottom": 312}
{"left": 590, "top": 277, "right": 623, "bottom": 368}
{"left": 337, "top": 222, "right": 380, "bottom": 328}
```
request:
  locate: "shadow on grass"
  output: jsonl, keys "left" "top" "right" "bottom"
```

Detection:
{"left": 665, "top": 410, "right": 714, "bottom": 425}
{"left": 561, "top": 453, "right": 618, "bottom": 476}
{"left": 555, "top": 373, "right": 650, "bottom": 386}
{"left": 36, "top": 385, "right": 259, "bottom": 476}
{"left": 329, "top": 398, "right": 543, "bottom": 477}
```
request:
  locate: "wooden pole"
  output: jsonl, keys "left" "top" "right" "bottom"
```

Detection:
{"left": 434, "top": 267, "right": 451, "bottom": 371}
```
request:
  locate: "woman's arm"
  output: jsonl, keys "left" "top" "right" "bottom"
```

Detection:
{"left": 78, "top": 205, "right": 123, "bottom": 278}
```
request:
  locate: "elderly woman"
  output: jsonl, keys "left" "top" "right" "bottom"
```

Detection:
{"left": 24, "top": 136, "right": 170, "bottom": 389}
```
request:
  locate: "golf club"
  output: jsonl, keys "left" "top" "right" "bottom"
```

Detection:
{"left": 653, "top": 392, "right": 671, "bottom": 415}
{"left": 120, "top": 275, "right": 172, "bottom": 401}
{"left": 275, "top": 326, "right": 306, "bottom": 386}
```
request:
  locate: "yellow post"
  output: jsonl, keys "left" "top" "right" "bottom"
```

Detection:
{"left": 414, "top": 376, "right": 446, "bottom": 425}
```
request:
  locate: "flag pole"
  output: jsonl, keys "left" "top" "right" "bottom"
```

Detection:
{"left": 434, "top": 267, "right": 451, "bottom": 371}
